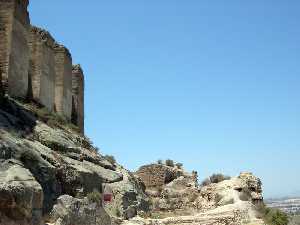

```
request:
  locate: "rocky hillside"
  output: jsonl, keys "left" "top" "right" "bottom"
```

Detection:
{"left": 132, "top": 162, "right": 266, "bottom": 225}
{"left": 0, "top": 98, "right": 274, "bottom": 225}
{"left": 0, "top": 97, "right": 149, "bottom": 225}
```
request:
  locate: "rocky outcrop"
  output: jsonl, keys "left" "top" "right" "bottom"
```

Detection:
{"left": 50, "top": 195, "right": 111, "bottom": 225}
{"left": 104, "top": 167, "right": 150, "bottom": 219}
{"left": 134, "top": 162, "right": 265, "bottom": 225}
{"left": 0, "top": 161, "right": 43, "bottom": 225}
{"left": 0, "top": 98, "right": 150, "bottom": 224}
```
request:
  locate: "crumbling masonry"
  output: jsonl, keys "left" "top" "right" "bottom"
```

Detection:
{"left": 0, "top": 0, "right": 85, "bottom": 133}
{"left": 0, "top": 0, "right": 30, "bottom": 98}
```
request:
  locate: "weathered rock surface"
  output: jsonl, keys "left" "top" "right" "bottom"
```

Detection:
{"left": 0, "top": 98, "right": 150, "bottom": 224}
{"left": 50, "top": 195, "right": 111, "bottom": 225}
{"left": 0, "top": 160, "right": 43, "bottom": 225}
{"left": 104, "top": 167, "right": 150, "bottom": 219}
{"left": 134, "top": 162, "right": 265, "bottom": 225}
{"left": 121, "top": 205, "right": 265, "bottom": 225}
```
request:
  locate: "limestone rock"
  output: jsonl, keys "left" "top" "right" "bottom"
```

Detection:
{"left": 0, "top": 161, "right": 43, "bottom": 225}
{"left": 104, "top": 167, "right": 150, "bottom": 219}
{"left": 0, "top": 99, "right": 149, "bottom": 224}
{"left": 50, "top": 195, "right": 111, "bottom": 225}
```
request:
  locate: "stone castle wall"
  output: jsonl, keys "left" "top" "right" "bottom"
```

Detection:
{"left": 54, "top": 44, "right": 73, "bottom": 120}
{"left": 0, "top": 0, "right": 85, "bottom": 133}
{"left": 29, "top": 26, "right": 56, "bottom": 111}
{"left": 72, "top": 65, "right": 84, "bottom": 133}
{"left": 0, "top": 0, "right": 30, "bottom": 98}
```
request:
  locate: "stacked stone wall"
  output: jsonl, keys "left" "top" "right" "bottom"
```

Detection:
{"left": 54, "top": 44, "right": 72, "bottom": 120}
{"left": 72, "top": 65, "right": 84, "bottom": 133}
{"left": 29, "top": 26, "right": 55, "bottom": 110}
{"left": 0, "top": 0, "right": 30, "bottom": 98}
{"left": 136, "top": 164, "right": 167, "bottom": 189}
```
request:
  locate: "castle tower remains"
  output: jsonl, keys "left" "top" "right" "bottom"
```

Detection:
{"left": 0, "top": 0, "right": 30, "bottom": 98}
{"left": 54, "top": 44, "right": 72, "bottom": 120}
{"left": 28, "top": 26, "right": 55, "bottom": 110}
{"left": 71, "top": 65, "right": 84, "bottom": 134}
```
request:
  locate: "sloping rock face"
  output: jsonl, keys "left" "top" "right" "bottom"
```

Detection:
{"left": 50, "top": 195, "right": 111, "bottom": 225}
{"left": 0, "top": 98, "right": 150, "bottom": 225}
{"left": 0, "top": 161, "right": 43, "bottom": 225}
{"left": 104, "top": 168, "right": 150, "bottom": 219}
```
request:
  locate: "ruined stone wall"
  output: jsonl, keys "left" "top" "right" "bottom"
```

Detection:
{"left": 0, "top": 0, "right": 30, "bottom": 98}
{"left": 54, "top": 44, "right": 72, "bottom": 120}
{"left": 72, "top": 65, "right": 84, "bottom": 133}
{"left": 136, "top": 164, "right": 167, "bottom": 189}
{"left": 29, "top": 26, "right": 55, "bottom": 111}
{"left": 0, "top": 0, "right": 85, "bottom": 130}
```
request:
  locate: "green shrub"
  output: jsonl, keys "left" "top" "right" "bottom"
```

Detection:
{"left": 157, "top": 159, "right": 163, "bottom": 164}
{"left": 104, "top": 155, "right": 116, "bottom": 165}
{"left": 87, "top": 190, "right": 102, "bottom": 205}
{"left": 201, "top": 178, "right": 211, "bottom": 186}
{"left": 201, "top": 174, "right": 230, "bottom": 186}
{"left": 263, "top": 207, "right": 289, "bottom": 225}
{"left": 209, "top": 173, "right": 230, "bottom": 183}
{"left": 165, "top": 159, "right": 174, "bottom": 167}
{"left": 176, "top": 163, "right": 183, "bottom": 169}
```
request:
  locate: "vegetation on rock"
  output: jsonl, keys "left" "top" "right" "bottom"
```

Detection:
{"left": 201, "top": 173, "right": 231, "bottom": 186}
{"left": 262, "top": 207, "right": 289, "bottom": 225}
{"left": 165, "top": 159, "right": 174, "bottom": 167}
{"left": 104, "top": 155, "right": 116, "bottom": 165}
{"left": 87, "top": 190, "right": 102, "bottom": 205}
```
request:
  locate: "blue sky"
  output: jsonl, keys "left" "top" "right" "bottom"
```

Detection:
{"left": 29, "top": 1, "right": 300, "bottom": 198}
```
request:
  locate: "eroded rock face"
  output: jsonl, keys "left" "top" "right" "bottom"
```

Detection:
{"left": 104, "top": 167, "right": 150, "bottom": 220}
{"left": 50, "top": 195, "right": 111, "bottom": 225}
{"left": 238, "top": 172, "right": 263, "bottom": 204}
{"left": 0, "top": 160, "right": 43, "bottom": 225}
{"left": 0, "top": 99, "right": 150, "bottom": 224}
{"left": 197, "top": 172, "right": 263, "bottom": 211}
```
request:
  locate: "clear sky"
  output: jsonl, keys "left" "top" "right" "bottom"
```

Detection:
{"left": 29, "top": 1, "right": 300, "bottom": 198}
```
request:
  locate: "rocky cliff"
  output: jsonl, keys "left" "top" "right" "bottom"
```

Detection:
{"left": 0, "top": 97, "right": 149, "bottom": 225}
{"left": 132, "top": 162, "right": 266, "bottom": 225}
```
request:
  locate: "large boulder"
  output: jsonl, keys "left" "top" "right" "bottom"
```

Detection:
{"left": 50, "top": 195, "right": 111, "bottom": 225}
{"left": 104, "top": 167, "right": 150, "bottom": 219}
{"left": 0, "top": 160, "right": 43, "bottom": 225}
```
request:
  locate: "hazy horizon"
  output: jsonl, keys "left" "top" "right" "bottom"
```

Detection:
{"left": 30, "top": 1, "right": 300, "bottom": 199}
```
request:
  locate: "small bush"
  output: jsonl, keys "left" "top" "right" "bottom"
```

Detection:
{"left": 176, "top": 163, "right": 183, "bottom": 169}
{"left": 165, "top": 159, "right": 174, "bottom": 167}
{"left": 104, "top": 155, "right": 116, "bottom": 165}
{"left": 201, "top": 174, "right": 230, "bottom": 186}
{"left": 201, "top": 178, "right": 211, "bottom": 186}
{"left": 157, "top": 159, "right": 163, "bottom": 164}
{"left": 263, "top": 207, "right": 289, "bottom": 225}
{"left": 209, "top": 173, "right": 230, "bottom": 183}
{"left": 87, "top": 190, "right": 102, "bottom": 205}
